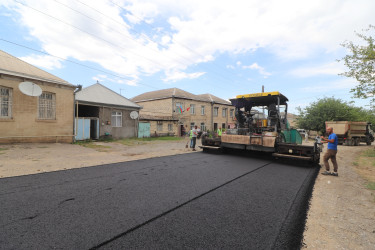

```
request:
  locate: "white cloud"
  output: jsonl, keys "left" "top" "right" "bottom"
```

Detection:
{"left": 163, "top": 70, "right": 205, "bottom": 82}
{"left": 299, "top": 78, "right": 357, "bottom": 93}
{"left": 2, "top": 0, "right": 375, "bottom": 84}
{"left": 289, "top": 62, "right": 345, "bottom": 77}
{"left": 243, "top": 63, "right": 271, "bottom": 77}
{"left": 226, "top": 65, "right": 235, "bottom": 69}
{"left": 19, "top": 54, "right": 63, "bottom": 70}
{"left": 92, "top": 74, "right": 138, "bottom": 86}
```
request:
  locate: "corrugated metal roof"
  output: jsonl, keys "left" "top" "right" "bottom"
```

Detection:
{"left": 132, "top": 88, "right": 231, "bottom": 105}
{"left": 76, "top": 83, "right": 141, "bottom": 109}
{"left": 0, "top": 49, "right": 73, "bottom": 86}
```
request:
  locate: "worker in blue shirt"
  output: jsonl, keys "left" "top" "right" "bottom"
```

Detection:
{"left": 320, "top": 127, "right": 339, "bottom": 176}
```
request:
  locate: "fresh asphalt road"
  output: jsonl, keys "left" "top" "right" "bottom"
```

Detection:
{"left": 0, "top": 151, "right": 318, "bottom": 250}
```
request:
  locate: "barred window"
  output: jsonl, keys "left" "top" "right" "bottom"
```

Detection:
{"left": 0, "top": 86, "right": 12, "bottom": 118}
{"left": 38, "top": 92, "right": 56, "bottom": 119}
{"left": 168, "top": 123, "right": 173, "bottom": 131}
{"left": 157, "top": 121, "right": 163, "bottom": 131}
{"left": 111, "top": 111, "right": 122, "bottom": 127}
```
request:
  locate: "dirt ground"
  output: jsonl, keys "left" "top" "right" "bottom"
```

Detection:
{"left": 303, "top": 143, "right": 375, "bottom": 249}
{"left": 0, "top": 138, "right": 200, "bottom": 178}
{"left": 0, "top": 138, "right": 374, "bottom": 248}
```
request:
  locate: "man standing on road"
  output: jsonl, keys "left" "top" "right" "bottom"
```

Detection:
{"left": 217, "top": 127, "right": 222, "bottom": 137}
{"left": 321, "top": 127, "right": 339, "bottom": 176}
{"left": 191, "top": 125, "right": 198, "bottom": 151}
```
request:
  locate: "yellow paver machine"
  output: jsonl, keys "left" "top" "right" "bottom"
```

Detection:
{"left": 200, "top": 91, "right": 321, "bottom": 163}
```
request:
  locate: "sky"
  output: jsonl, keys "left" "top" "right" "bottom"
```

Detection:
{"left": 0, "top": 0, "right": 374, "bottom": 113}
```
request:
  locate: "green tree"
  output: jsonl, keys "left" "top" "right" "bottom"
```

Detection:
{"left": 296, "top": 97, "right": 375, "bottom": 133}
{"left": 339, "top": 25, "right": 375, "bottom": 103}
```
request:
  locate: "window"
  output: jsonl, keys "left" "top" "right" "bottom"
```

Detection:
{"left": 111, "top": 111, "right": 122, "bottom": 127}
{"left": 168, "top": 123, "right": 173, "bottom": 131}
{"left": 222, "top": 108, "right": 227, "bottom": 117}
{"left": 201, "top": 106, "right": 205, "bottom": 115}
{"left": 190, "top": 104, "right": 195, "bottom": 114}
{"left": 201, "top": 122, "right": 206, "bottom": 131}
{"left": 0, "top": 86, "right": 12, "bottom": 118}
{"left": 157, "top": 121, "right": 163, "bottom": 131}
{"left": 176, "top": 102, "right": 183, "bottom": 113}
{"left": 190, "top": 122, "right": 195, "bottom": 130}
{"left": 230, "top": 109, "right": 234, "bottom": 118}
{"left": 222, "top": 123, "right": 226, "bottom": 129}
{"left": 38, "top": 92, "right": 56, "bottom": 120}
{"left": 213, "top": 107, "right": 219, "bottom": 117}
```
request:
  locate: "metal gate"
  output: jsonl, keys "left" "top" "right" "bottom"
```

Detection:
{"left": 75, "top": 118, "right": 99, "bottom": 140}
{"left": 138, "top": 122, "right": 150, "bottom": 138}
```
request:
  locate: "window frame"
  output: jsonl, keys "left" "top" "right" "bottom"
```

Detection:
{"left": 157, "top": 121, "right": 163, "bottom": 131}
{"left": 111, "top": 111, "right": 122, "bottom": 127}
{"left": 190, "top": 104, "right": 195, "bottom": 115}
{"left": 168, "top": 123, "right": 173, "bottom": 131}
{"left": 213, "top": 107, "right": 219, "bottom": 117}
{"left": 0, "top": 86, "right": 12, "bottom": 119}
{"left": 38, "top": 92, "right": 56, "bottom": 120}
{"left": 230, "top": 109, "right": 234, "bottom": 118}
{"left": 222, "top": 108, "right": 227, "bottom": 117}
{"left": 200, "top": 122, "right": 206, "bottom": 131}
{"left": 201, "top": 105, "right": 205, "bottom": 115}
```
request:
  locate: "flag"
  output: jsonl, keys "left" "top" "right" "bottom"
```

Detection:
{"left": 179, "top": 106, "right": 183, "bottom": 113}
{"left": 186, "top": 107, "right": 190, "bottom": 111}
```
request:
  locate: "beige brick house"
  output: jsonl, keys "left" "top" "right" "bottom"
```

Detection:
{"left": 0, "top": 50, "right": 76, "bottom": 143}
{"left": 132, "top": 88, "right": 235, "bottom": 136}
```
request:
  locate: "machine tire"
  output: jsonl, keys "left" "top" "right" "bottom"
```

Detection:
{"left": 202, "top": 147, "right": 208, "bottom": 152}
{"left": 355, "top": 138, "right": 360, "bottom": 146}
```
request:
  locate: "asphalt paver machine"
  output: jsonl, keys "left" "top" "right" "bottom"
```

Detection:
{"left": 201, "top": 91, "right": 321, "bottom": 163}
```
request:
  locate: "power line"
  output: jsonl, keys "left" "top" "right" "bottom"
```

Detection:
{"left": 14, "top": 0, "right": 168, "bottom": 69}
{"left": 0, "top": 38, "right": 158, "bottom": 90}
{"left": 108, "top": 0, "right": 241, "bottom": 83}
{"left": 75, "top": 0, "right": 246, "bottom": 88}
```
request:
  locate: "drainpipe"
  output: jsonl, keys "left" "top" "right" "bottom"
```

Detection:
{"left": 73, "top": 85, "right": 82, "bottom": 142}
{"left": 211, "top": 101, "right": 215, "bottom": 132}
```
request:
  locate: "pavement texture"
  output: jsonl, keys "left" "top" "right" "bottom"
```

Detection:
{"left": 0, "top": 151, "right": 318, "bottom": 250}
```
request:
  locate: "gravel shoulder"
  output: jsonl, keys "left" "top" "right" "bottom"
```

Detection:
{"left": 303, "top": 143, "right": 375, "bottom": 249}
{"left": 1, "top": 138, "right": 374, "bottom": 248}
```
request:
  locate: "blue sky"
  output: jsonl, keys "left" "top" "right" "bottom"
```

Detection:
{"left": 0, "top": 0, "right": 374, "bottom": 113}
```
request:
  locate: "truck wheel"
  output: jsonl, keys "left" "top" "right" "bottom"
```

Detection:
{"left": 367, "top": 140, "right": 372, "bottom": 145}
{"left": 355, "top": 138, "right": 360, "bottom": 146}
{"left": 344, "top": 139, "right": 350, "bottom": 146}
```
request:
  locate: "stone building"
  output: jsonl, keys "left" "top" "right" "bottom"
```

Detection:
{"left": 131, "top": 88, "right": 234, "bottom": 136}
{"left": 75, "top": 83, "right": 141, "bottom": 140}
{"left": 0, "top": 49, "right": 76, "bottom": 143}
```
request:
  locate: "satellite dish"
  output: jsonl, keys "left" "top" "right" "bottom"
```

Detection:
{"left": 130, "top": 111, "right": 139, "bottom": 119}
{"left": 19, "top": 81, "right": 42, "bottom": 97}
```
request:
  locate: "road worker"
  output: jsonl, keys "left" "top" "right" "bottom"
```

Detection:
{"left": 321, "top": 127, "right": 339, "bottom": 176}
{"left": 217, "top": 127, "right": 222, "bottom": 137}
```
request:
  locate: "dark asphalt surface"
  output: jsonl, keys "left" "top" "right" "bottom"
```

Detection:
{"left": 0, "top": 151, "right": 318, "bottom": 250}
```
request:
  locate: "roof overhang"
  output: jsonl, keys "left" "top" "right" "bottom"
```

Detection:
{"left": 0, "top": 69, "right": 75, "bottom": 89}
{"left": 76, "top": 100, "right": 142, "bottom": 110}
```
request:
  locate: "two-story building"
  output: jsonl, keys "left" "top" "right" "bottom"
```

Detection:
{"left": 131, "top": 88, "right": 235, "bottom": 136}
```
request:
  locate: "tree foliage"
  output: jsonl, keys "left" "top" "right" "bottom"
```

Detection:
{"left": 339, "top": 25, "right": 375, "bottom": 103}
{"left": 296, "top": 97, "right": 375, "bottom": 133}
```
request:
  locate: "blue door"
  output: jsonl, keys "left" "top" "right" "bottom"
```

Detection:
{"left": 138, "top": 122, "right": 150, "bottom": 138}
{"left": 75, "top": 118, "right": 91, "bottom": 140}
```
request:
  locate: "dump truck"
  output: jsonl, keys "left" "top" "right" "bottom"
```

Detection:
{"left": 200, "top": 91, "right": 321, "bottom": 163}
{"left": 325, "top": 121, "right": 374, "bottom": 146}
